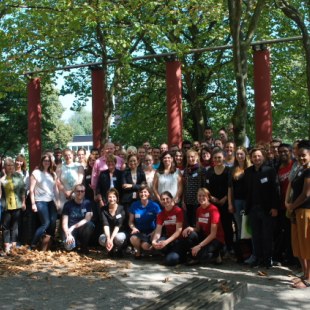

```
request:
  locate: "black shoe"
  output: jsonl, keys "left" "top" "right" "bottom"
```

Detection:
{"left": 264, "top": 259, "right": 273, "bottom": 269}
{"left": 78, "top": 247, "right": 89, "bottom": 254}
{"left": 249, "top": 260, "right": 259, "bottom": 268}
{"left": 186, "top": 259, "right": 200, "bottom": 266}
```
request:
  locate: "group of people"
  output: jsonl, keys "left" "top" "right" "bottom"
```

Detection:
{"left": 0, "top": 127, "right": 309, "bottom": 288}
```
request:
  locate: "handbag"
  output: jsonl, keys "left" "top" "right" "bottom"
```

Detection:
{"left": 241, "top": 212, "right": 252, "bottom": 239}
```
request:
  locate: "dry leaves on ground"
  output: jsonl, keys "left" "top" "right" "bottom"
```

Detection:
{"left": 0, "top": 246, "right": 131, "bottom": 279}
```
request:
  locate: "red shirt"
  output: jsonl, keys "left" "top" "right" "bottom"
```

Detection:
{"left": 157, "top": 206, "right": 184, "bottom": 238}
{"left": 196, "top": 204, "right": 225, "bottom": 244}
{"left": 278, "top": 160, "right": 294, "bottom": 209}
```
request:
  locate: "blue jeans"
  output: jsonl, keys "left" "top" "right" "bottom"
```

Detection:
{"left": 31, "top": 201, "right": 57, "bottom": 245}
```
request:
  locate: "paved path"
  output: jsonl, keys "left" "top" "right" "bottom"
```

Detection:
{"left": 1, "top": 255, "right": 309, "bottom": 309}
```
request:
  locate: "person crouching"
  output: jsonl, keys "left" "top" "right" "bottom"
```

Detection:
{"left": 62, "top": 184, "right": 95, "bottom": 254}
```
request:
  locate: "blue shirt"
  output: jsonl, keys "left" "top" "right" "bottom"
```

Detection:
{"left": 62, "top": 199, "right": 93, "bottom": 227}
{"left": 129, "top": 200, "right": 161, "bottom": 234}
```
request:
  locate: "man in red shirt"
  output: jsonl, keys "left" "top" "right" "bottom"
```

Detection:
{"left": 274, "top": 143, "right": 295, "bottom": 264}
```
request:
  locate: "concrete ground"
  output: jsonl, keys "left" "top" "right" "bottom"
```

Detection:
{"left": 1, "top": 253, "right": 309, "bottom": 309}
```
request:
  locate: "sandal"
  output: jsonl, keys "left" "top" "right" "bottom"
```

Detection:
{"left": 291, "top": 276, "right": 305, "bottom": 284}
{"left": 292, "top": 279, "right": 310, "bottom": 289}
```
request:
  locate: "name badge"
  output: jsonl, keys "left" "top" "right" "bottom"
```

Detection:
{"left": 135, "top": 214, "right": 141, "bottom": 218}
{"left": 86, "top": 175, "right": 91, "bottom": 180}
{"left": 192, "top": 173, "right": 198, "bottom": 178}
{"left": 132, "top": 192, "right": 137, "bottom": 199}
{"left": 112, "top": 177, "right": 117, "bottom": 181}
{"left": 82, "top": 209, "right": 87, "bottom": 213}
{"left": 206, "top": 179, "right": 210, "bottom": 184}
{"left": 260, "top": 177, "right": 268, "bottom": 184}
{"left": 116, "top": 214, "right": 122, "bottom": 219}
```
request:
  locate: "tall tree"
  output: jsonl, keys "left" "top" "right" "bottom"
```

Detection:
{"left": 227, "top": 0, "right": 267, "bottom": 145}
{"left": 276, "top": 0, "right": 310, "bottom": 137}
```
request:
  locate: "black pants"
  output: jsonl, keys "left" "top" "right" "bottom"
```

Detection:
{"left": 184, "top": 231, "right": 223, "bottom": 263}
{"left": 70, "top": 221, "right": 95, "bottom": 249}
{"left": 249, "top": 206, "right": 275, "bottom": 263}
{"left": 2, "top": 209, "right": 21, "bottom": 243}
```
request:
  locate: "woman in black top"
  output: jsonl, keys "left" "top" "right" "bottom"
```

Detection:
{"left": 98, "top": 188, "right": 126, "bottom": 257}
{"left": 286, "top": 140, "right": 310, "bottom": 288}
{"left": 121, "top": 154, "right": 146, "bottom": 209}
{"left": 96, "top": 155, "right": 123, "bottom": 207}
{"left": 205, "top": 148, "right": 233, "bottom": 252}
{"left": 183, "top": 150, "right": 206, "bottom": 226}
{"left": 228, "top": 146, "right": 251, "bottom": 240}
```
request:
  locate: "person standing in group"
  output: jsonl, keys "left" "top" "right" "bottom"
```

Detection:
{"left": 285, "top": 140, "right": 310, "bottom": 288}
{"left": 274, "top": 143, "right": 295, "bottom": 265}
{"left": 91, "top": 142, "right": 125, "bottom": 190}
{"left": 205, "top": 149, "right": 233, "bottom": 254}
{"left": 183, "top": 150, "right": 207, "bottom": 227}
{"left": 200, "top": 147, "right": 212, "bottom": 170}
{"left": 143, "top": 154, "right": 156, "bottom": 198}
{"left": 76, "top": 148, "right": 88, "bottom": 169}
{"left": 29, "top": 155, "right": 59, "bottom": 250}
{"left": 204, "top": 126, "right": 215, "bottom": 149}
{"left": 228, "top": 147, "right": 251, "bottom": 241}
{"left": 228, "top": 146, "right": 251, "bottom": 262}
{"left": 174, "top": 150, "right": 185, "bottom": 174}
{"left": 122, "top": 154, "right": 146, "bottom": 214}
{"left": 151, "top": 147, "right": 161, "bottom": 170}
{"left": 244, "top": 147, "right": 280, "bottom": 268}
{"left": 14, "top": 154, "right": 29, "bottom": 193}
{"left": 224, "top": 141, "right": 235, "bottom": 167}
{"left": 96, "top": 155, "right": 123, "bottom": 208}
{"left": 1, "top": 158, "right": 26, "bottom": 254}
{"left": 153, "top": 151, "right": 183, "bottom": 205}
{"left": 137, "top": 147, "right": 146, "bottom": 169}
{"left": 56, "top": 148, "right": 84, "bottom": 212}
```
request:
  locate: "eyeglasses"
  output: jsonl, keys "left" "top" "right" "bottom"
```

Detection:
{"left": 75, "top": 190, "right": 85, "bottom": 193}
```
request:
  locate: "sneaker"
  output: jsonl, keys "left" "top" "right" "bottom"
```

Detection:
{"left": 244, "top": 255, "right": 256, "bottom": 265}
{"left": 215, "top": 254, "right": 222, "bottom": 265}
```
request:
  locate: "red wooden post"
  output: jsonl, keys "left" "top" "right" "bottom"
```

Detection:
{"left": 253, "top": 47, "right": 273, "bottom": 144}
{"left": 27, "top": 78, "right": 42, "bottom": 172}
{"left": 91, "top": 67, "right": 105, "bottom": 149}
{"left": 166, "top": 60, "right": 183, "bottom": 148}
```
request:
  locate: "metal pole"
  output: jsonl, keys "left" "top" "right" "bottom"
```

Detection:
{"left": 23, "top": 36, "right": 302, "bottom": 76}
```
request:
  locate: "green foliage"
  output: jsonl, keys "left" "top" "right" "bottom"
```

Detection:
{"left": 0, "top": 0, "right": 309, "bottom": 148}
{"left": 67, "top": 108, "right": 92, "bottom": 136}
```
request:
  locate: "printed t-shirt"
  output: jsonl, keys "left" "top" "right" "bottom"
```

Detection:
{"left": 156, "top": 206, "right": 184, "bottom": 238}
{"left": 62, "top": 199, "right": 93, "bottom": 228}
{"left": 129, "top": 200, "right": 161, "bottom": 234}
{"left": 196, "top": 204, "right": 225, "bottom": 244}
